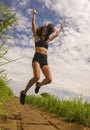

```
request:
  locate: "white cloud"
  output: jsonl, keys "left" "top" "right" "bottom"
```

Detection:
{"left": 26, "top": 8, "right": 32, "bottom": 15}
{"left": 49, "top": 55, "right": 90, "bottom": 96}
{"left": 2, "top": 0, "right": 90, "bottom": 99}
{"left": 19, "top": 0, "right": 29, "bottom": 7}
{"left": 15, "top": 11, "right": 31, "bottom": 32}
{"left": 3, "top": 46, "right": 90, "bottom": 98}
{"left": 3, "top": 46, "right": 34, "bottom": 94}
{"left": 12, "top": 0, "right": 32, "bottom": 8}
{"left": 44, "top": 0, "right": 90, "bottom": 66}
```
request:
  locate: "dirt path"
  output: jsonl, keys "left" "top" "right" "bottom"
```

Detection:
{"left": 0, "top": 97, "right": 90, "bottom": 130}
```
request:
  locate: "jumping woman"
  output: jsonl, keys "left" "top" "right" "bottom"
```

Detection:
{"left": 20, "top": 8, "right": 64, "bottom": 105}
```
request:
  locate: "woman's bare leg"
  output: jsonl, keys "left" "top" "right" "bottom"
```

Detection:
{"left": 23, "top": 62, "right": 40, "bottom": 94}
{"left": 39, "top": 65, "right": 52, "bottom": 87}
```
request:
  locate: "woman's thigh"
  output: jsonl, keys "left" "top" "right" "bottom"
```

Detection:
{"left": 41, "top": 65, "right": 52, "bottom": 80}
{"left": 32, "top": 62, "right": 40, "bottom": 78}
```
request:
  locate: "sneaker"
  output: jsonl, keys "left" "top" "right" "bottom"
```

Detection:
{"left": 20, "top": 90, "right": 26, "bottom": 105}
{"left": 35, "top": 82, "right": 40, "bottom": 94}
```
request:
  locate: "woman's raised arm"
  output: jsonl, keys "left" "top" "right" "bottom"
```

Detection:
{"left": 48, "top": 24, "right": 64, "bottom": 42}
{"left": 32, "top": 8, "right": 37, "bottom": 36}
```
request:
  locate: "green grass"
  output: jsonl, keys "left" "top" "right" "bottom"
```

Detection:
{"left": 0, "top": 78, "right": 14, "bottom": 120}
{"left": 26, "top": 94, "right": 90, "bottom": 127}
{"left": 0, "top": 78, "right": 14, "bottom": 101}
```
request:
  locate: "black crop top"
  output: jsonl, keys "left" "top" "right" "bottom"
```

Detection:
{"left": 35, "top": 40, "right": 48, "bottom": 49}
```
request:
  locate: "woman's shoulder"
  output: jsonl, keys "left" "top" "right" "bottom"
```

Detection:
{"left": 34, "top": 35, "right": 40, "bottom": 43}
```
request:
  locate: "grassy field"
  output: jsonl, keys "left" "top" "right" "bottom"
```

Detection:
{"left": 26, "top": 93, "right": 90, "bottom": 127}
{"left": 0, "top": 78, "right": 14, "bottom": 120}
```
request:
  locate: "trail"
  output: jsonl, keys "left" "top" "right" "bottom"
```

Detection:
{"left": 0, "top": 98, "right": 89, "bottom": 130}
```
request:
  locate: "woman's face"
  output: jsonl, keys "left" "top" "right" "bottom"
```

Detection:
{"left": 41, "top": 27, "right": 48, "bottom": 36}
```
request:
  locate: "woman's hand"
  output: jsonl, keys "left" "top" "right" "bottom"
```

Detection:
{"left": 32, "top": 8, "right": 38, "bottom": 14}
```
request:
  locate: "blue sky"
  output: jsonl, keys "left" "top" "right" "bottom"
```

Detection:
{"left": 2, "top": 0, "right": 90, "bottom": 100}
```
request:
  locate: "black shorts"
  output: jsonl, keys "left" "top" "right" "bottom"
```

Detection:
{"left": 32, "top": 52, "right": 48, "bottom": 68}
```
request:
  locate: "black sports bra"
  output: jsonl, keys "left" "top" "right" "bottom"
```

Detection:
{"left": 35, "top": 40, "right": 48, "bottom": 49}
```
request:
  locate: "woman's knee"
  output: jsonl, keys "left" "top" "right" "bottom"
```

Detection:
{"left": 34, "top": 74, "right": 40, "bottom": 81}
{"left": 46, "top": 77, "right": 52, "bottom": 84}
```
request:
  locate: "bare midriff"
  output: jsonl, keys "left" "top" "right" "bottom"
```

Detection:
{"left": 35, "top": 47, "right": 48, "bottom": 55}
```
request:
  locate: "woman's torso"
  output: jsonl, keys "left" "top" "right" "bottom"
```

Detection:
{"left": 35, "top": 35, "right": 49, "bottom": 55}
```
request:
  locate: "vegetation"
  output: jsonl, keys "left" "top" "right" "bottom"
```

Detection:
{"left": 0, "top": 1, "right": 17, "bottom": 65}
{"left": 0, "top": 73, "right": 14, "bottom": 120}
{"left": 0, "top": 70, "right": 14, "bottom": 100}
{"left": 0, "top": 1, "right": 17, "bottom": 120}
{"left": 26, "top": 94, "right": 90, "bottom": 127}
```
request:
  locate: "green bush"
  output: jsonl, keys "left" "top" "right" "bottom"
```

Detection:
{"left": 0, "top": 78, "right": 14, "bottom": 120}
{"left": 0, "top": 79, "right": 14, "bottom": 101}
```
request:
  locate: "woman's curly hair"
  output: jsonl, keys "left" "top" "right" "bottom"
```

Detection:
{"left": 36, "top": 23, "right": 55, "bottom": 40}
